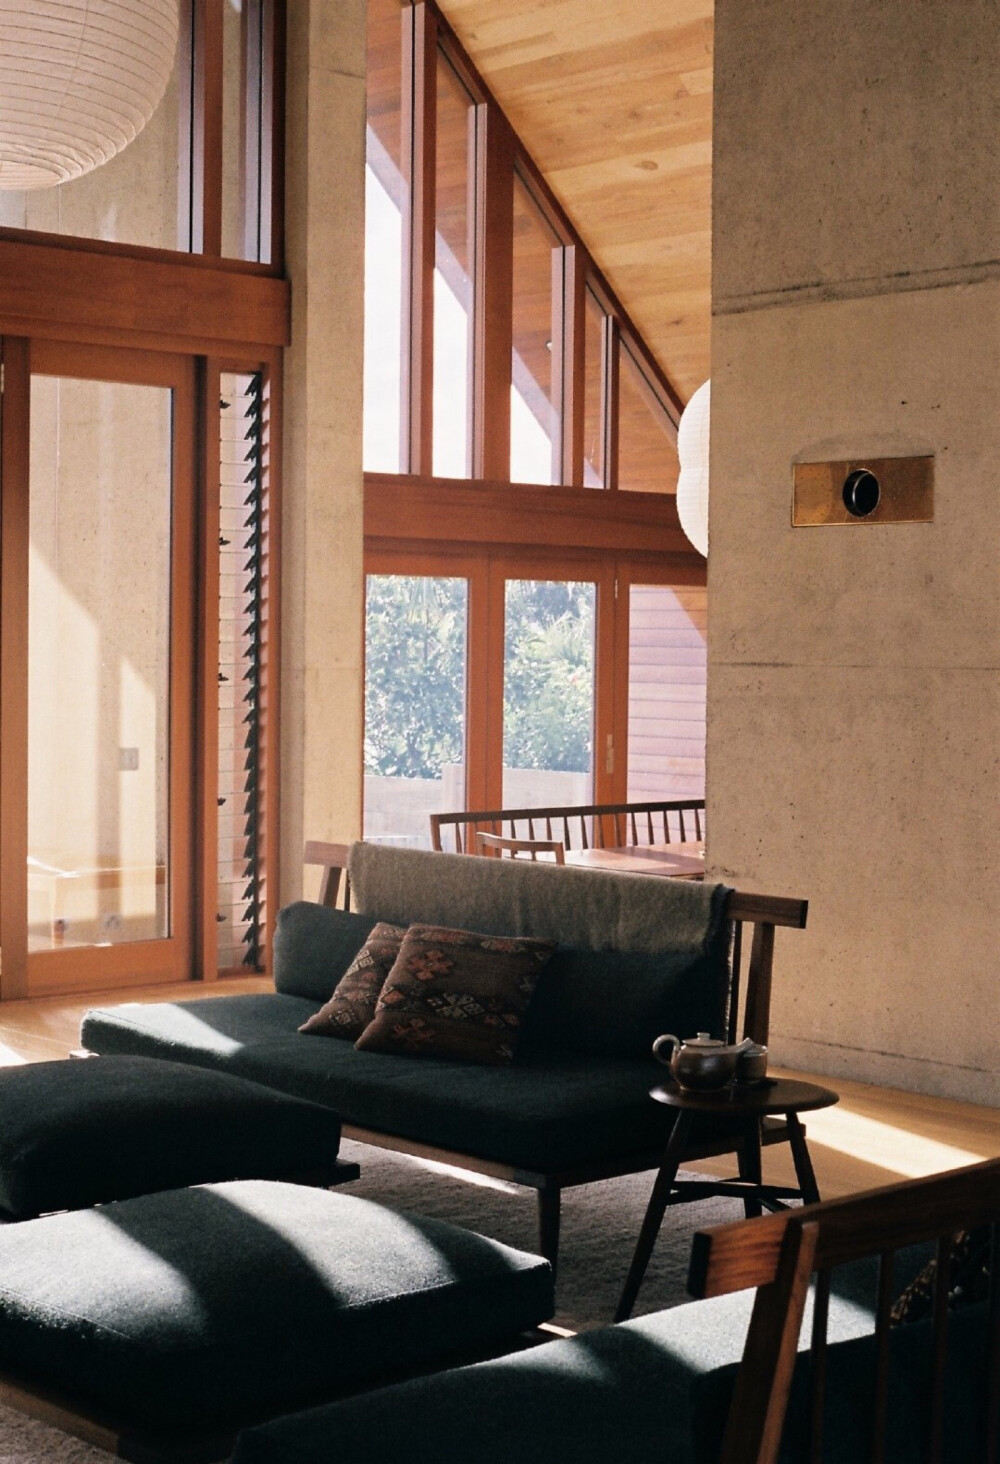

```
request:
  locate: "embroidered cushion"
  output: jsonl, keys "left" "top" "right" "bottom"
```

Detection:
{"left": 299, "top": 923, "right": 406, "bottom": 1039}
{"left": 355, "top": 924, "right": 556, "bottom": 1066}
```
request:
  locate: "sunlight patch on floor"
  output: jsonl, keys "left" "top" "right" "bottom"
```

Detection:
{"left": 806, "top": 1106, "right": 987, "bottom": 1178}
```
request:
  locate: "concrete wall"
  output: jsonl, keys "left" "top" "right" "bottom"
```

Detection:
{"left": 280, "top": 1, "right": 367, "bottom": 903}
{"left": 708, "top": 0, "right": 1000, "bottom": 1103}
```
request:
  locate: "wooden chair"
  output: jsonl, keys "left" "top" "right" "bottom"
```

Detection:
{"left": 476, "top": 832, "right": 566, "bottom": 864}
{"left": 689, "top": 1157, "right": 1000, "bottom": 1464}
{"left": 303, "top": 840, "right": 807, "bottom": 1270}
{"left": 431, "top": 798, "right": 705, "bottom": 855}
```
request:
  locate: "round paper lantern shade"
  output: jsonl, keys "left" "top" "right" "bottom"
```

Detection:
{"left": 676, "top": 378, "right": 710, "bottom": 557}
{"left": 0, "top": 1, "right": 179, "bottom": 190}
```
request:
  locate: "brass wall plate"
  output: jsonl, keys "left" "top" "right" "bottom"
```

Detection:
{"left": 792, "top": 455, "right": 934, "bottom": 526}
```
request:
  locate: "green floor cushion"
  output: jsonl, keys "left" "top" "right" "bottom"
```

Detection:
{"left": 231, "top": 1286, "right": 987, "bottom": 1464}
{"left": 0, "top": 1056, "right": 346, "bottom": 1219}
{"left": 81, "top": 993, "right": 320, "bottom": 1064}
{"left": 0, "top": 1180, "right": 554, "bottom": 1433}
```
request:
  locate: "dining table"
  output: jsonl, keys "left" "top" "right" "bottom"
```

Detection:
{"left": 562, "top": 841, "right": 706, "bottom": 879}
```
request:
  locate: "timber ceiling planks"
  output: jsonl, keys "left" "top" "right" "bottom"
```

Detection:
{"left": 437, "top": 0, "right": 714, "bottom": 405}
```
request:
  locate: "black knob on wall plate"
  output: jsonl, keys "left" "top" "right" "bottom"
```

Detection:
{"left": 842, "top": 468, "right": 881, "bottom": 518}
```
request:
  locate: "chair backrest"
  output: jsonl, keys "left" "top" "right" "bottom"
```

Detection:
{"left": 302, "top": 840, "right": 806, "bottom": 1046}
{"left": 476, "top": 832, "right": 566, "bottom": 864}
{"left": 430, "top": 798, "right": 705, "bottom": 854}
{"left": 688, "top": 1158, "right": 1000, "bottom": 1464}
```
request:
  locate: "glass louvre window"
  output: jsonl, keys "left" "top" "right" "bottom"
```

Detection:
{"left": 502, "top": 581, "right": 596, "bottom": 807}
{"left": 582, "top": 289, "right": 606, "bottom": 488}
{"left": 217, "top": 372, "right": 270, "bottom": 971}
{"left": 617, "top": 346, "right": 680, "bottom": 493}
{"left": 364, "top": 576, "right": 469, "bottom": 847}
{"left": 626, "top": 585, "right": 706, "bottom": 801}
{"left": 432, "top": 55, "right": 475, "bottom": 479}
{"left": 364, "top": 0, "right": 406, "bottom": 472}
{"left": 510, "top": 178, "right": 559, "bottom": 485}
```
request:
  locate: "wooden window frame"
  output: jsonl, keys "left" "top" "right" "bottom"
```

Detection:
{"left": 372, "top": 0, "right": 684, "bottom": 493}
{"left": 0, "top": 0, "right": 288, "bottom": 998}
{"left": 361, "top": 546, "right": 706, "bottom": 828}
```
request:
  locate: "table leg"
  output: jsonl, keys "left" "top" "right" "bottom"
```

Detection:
{"left": 787, "top": 1112, "right": 821, "bottom": 1205}
{"left": 614, "top": 1112, "right": 693, "bottom": 1323}
{"left": 737, "top": 1117, "right": 763, "bottom": 1218}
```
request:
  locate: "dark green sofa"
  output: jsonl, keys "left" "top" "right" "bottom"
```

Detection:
{"left": 81, "top": 842, "right": 808, "bottom": 1265}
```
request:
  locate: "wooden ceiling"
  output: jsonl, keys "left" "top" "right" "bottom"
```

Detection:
{"left": 436, "top": 0, "right": 714, "bottom": 407}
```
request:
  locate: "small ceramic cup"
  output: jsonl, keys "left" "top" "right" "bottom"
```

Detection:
{"left": 735, "top": 1043, "right": 769, "bottom": 1084}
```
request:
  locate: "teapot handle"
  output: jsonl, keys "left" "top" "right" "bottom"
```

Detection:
{"left": 652, "top": 1033, "right": 680, "bottom": 1066}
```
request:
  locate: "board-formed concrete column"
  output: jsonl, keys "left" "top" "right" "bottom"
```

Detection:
{"left": 281, "top": 1, "right": 366, "bottom": 902}
{"left": 708, "top": 0, "right": 1000, "bottom": 1104}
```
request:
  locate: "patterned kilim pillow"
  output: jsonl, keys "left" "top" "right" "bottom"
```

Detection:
{"left": 355, "top": 924, "right": 557, "bottom": 1066}
{"left": 890, "top": 1227, "right": 992, "bottom": 1326}
{"left": 299, "top": 922, "right": 407, "bottom": 1039}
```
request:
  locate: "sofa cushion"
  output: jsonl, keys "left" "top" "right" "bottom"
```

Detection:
{"left": 81, "top": 992, "right": 321, "bottom": 1065}
{"left": 299, "top": 921, "right": 406, "bottom": 1039}
{"left": 0, "top": 1180, "right": 554, "bottom": 1433}
{"left": 523, "top": 945, "right": 728, "bottom": 1060}
{"left": 227, "top": 1037, "right": 724, "bottom": 1171}
{"left": 0, "top": 1056, "right": 345, "bottom": 1220}
{"left": 273, "top": 902, "right": 378, "bottom": 1002}
{"left": 355, "top": 925, "right": 556, "bottom": 1066}
{"left": 231, "top": 1290, "right": 987, "bottom": 1464}
{"left": 82, "top": 996, "right": 738, "bottom": 1171}
{"left": 81, "top": 994, "right": 745, "bottom": 1170}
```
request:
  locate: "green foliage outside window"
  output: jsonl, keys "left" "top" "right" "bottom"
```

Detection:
{"left": 364, "top": 575, "right": 595, "bottom": 781}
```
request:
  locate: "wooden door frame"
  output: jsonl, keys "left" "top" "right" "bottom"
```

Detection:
{"left": 0, "top": 339, "right": 198, "bottom": 998}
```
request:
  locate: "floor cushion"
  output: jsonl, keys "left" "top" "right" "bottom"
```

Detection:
{"left": 0, "top": 1180, "right": 554, "bottom": 1434}
{"left": 0, "top": 1056, "right": 348, "bottom": 1219}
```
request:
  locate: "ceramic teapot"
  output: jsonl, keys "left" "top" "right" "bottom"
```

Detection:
{"left": 651, "top": 1032, "right": 754, "bottom": 1092}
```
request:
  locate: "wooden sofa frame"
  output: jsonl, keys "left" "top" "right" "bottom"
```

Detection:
{"left": 429, "top": 798, "right": 705, "bottom": 855}
{"left": 305, "top": 840, "right": 808, "bottom": 1268}
{"left": 691, "top": 1156, "right": 1000, "bottom": 1464}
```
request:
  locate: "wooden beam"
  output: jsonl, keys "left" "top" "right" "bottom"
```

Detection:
{"left": 401, "top": 4, "right": 438, "bottom": 475}
{"left": 364, "top": 474, "right": 703, "bottom": 560}
{"left": 471, "top": 103, "right": 514, "bottom": 481}
{"left": 0, "top": 236, "right": 289, "bottom": 352}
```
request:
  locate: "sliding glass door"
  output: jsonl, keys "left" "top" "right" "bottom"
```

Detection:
{"left": 0, "top": 341, "right": 196, "bottom": 996}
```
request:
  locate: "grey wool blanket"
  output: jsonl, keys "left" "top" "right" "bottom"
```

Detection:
{"left": 347, "top": 842, "right": 730, "bottom": 958}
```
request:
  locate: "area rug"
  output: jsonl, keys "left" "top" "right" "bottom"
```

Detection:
{"left": 0, "top": 1140, "right": 736, "bottom": 1460}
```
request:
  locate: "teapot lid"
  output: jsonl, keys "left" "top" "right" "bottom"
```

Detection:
{"left": 684, "top": 1032, "right": 723, "bottom": 1048}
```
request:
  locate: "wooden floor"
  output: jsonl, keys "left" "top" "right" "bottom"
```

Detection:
{"left": 2, "top": 976, "right": 998, "bottom": 1203}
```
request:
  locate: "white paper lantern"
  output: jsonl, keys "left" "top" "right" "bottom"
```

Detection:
{"left": 676, "top": 378, "right": 710, "bottom": 558}
{"left": 0, "top": 1, "right": 179, "bottom": 190}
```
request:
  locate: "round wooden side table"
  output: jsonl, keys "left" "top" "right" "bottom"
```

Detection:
{"left": 614, "top": 1076, "right": 838, "bottom": 1322}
